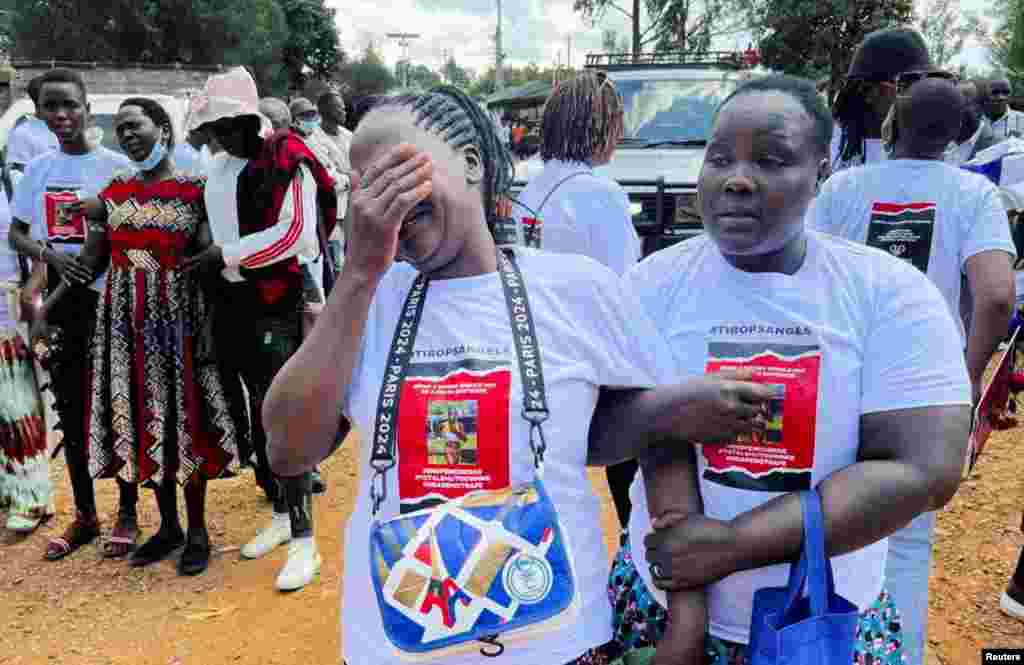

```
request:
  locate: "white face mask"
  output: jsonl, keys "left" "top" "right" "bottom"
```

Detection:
{"left": 136, "top": 131, "right": 168, "bottom": 171}
{"left": 296, "top": 118, "right": 321, "bottom": 136}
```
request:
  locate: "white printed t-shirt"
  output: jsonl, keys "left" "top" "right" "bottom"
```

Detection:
{"left": 514, "top": 160, "right": 641, "bottom": 275}
{"left": 341, "top": 248, "right": 670, "bottom": 665}
{"left": 172, "top": 143, "right": 212, "bottom": 178}
{"left": 11, "top": 147, "right": 134, "bottom": 293}
{"left": 809, "top": 159, "right": 1015, "bottom": 345}
{"left": 990, "top": 109, "right": 1024, "bottom": 141}
{"left": 0, "top": 189, "right": 19, "bottom": 329}
{"left": 624, "top": 231, "right": 970, "bottom": 645}
{"left": 829, "top": 124, "right": 886, "bottom": 174}
{"left": 5, "top": 117, "right": 58, "bottom": 189}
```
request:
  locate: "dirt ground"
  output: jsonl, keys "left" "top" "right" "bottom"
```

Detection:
{"left": 3, "top": 424, "right": 1024, "bottom": 665}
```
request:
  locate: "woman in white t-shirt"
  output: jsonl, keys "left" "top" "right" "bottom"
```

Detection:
{"left": 829, "top": 28, "right": 931, "bottom": 173}
{"left": 514, "top": 73, "right": 640, "bottom": 274}
{"left": 261, "top": 85, "right": 771, "bottom": 665}
{"left": 600, "top": 75, "right": 971, "bottom": 665}
{"left": 514, "top": 72, "right": 643, "bottom": 536}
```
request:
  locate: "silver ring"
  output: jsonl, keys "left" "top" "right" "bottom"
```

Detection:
{"left": 360, "top": 175, "right": 372, "bottom": 189}
{"left": 649, "top": 562, "right": 667, "bottom": 580}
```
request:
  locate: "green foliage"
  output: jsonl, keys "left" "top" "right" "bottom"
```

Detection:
{"left": 335, "top": 43, "right": 397, "bottom": 98}
{"left": 442, "top": 56, "right": 472, "bottom": 89}
{"left": 1, "top": 0, "right": 343, "bottom": 97}
{"left": 751, "top": 0, "right": 914, "bottom": 93}
{"left": 574, "top": 0, "right": 747, "bottom": 58}
{"left": 917, "top": 0, "right": 986, "bottom": 68}
{"left": 469, "top": 63, "right": 575, "bottom": 97}
{"left": 990, "top": 0, "right": 1024, "bottom": 86}
{"left": 406, "top": 64, "right": 443, "bottom": 90}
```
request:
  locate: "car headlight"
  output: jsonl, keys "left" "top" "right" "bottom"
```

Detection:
{"left": 629, "top": 202, "right": 644, "bottom": 217}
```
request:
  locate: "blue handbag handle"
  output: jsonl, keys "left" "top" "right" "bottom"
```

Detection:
{"left": 780, "top": 489, "right": 835, "bottom": 618}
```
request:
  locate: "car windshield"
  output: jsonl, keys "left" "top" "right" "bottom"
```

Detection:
{"left": 615, "top": 77, "right": 739, "bottom": 144}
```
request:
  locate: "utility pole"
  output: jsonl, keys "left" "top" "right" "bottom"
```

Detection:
{"left": 495, "top": 0, "right": 505, "bottom": 90}
{"left": 386, "top": 32, "right": 421, "bottom": 89}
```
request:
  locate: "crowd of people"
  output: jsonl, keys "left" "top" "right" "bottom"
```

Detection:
{"left": 1, "top": 24, "right": 1024, "bottom": 665}
{"left": 0, "top": 65, "right": 352, "bottom": 590}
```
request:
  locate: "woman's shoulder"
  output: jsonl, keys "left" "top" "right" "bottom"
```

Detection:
{"left": 514, "top": 247, "right": 621, "bottom": 297}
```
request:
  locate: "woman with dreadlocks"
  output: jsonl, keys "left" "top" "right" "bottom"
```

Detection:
{"left": 830, "top": 28, "right": 931, "bottom": 173}
{"left": 264, "top": 85, "right": 768, "bottom": 664}
{"left": 516, "top": 72, "right": 642, "bottom": 534}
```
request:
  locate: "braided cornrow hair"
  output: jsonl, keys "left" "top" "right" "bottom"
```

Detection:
{"left": 832, "top": 78, "right": 871, "bottom": 166}
{"left": 371, "top": 85, "right": 514, "bottom": 232}
{"left": 540, "top": 72, "right": 623, "bottom": 163}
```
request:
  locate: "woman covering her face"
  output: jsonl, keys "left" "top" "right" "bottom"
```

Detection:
{"left": 603, "top": 75, "right": 971, "bottom": 665}
{"left": 263, "top": 86, "right": 775, "bottom": 665}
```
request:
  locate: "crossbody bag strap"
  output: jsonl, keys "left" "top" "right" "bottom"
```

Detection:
{"left": 536, "top": 171, "right": 592, "bottom": 216}
{"left": 368, "top": 274, "right": 430, "bottom": 515}
{"left": 496, "top": 248, "right": 550, "bottom": 468}
{"left": 368, "top": 248, "right": 549, "bottom": 517}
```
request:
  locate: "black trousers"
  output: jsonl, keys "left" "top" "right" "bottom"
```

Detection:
{"left": 46, "top": 287, "right": 100, "bottom": 516}
{"left": 213, "top": 298, "right": 313, "bottom": 537}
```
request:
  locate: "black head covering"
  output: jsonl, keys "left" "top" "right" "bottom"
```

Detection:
{"left": 847, "top": 28, "right": 931, "bottom": 81}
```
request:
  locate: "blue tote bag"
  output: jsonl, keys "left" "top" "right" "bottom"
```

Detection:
{"left": 747, "top": 489, "right": 859, "bottom": 665}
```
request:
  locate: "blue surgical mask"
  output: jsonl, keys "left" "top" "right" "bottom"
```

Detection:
{"left": 137, "top": 134, "right": 168, "bottom": 171}
{"left": 296, "top": 118, "right": 321, "bottom": 135}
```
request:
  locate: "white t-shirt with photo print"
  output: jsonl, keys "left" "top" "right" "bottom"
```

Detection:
{"left": 624, "top": 231, "right": 970, "bottom": 645}
{"left": 11, "top": 147, "right": 134, "bottom": 293}
{"left": 340, "top": 248, "right": 672, "bottom": 665}
{"left": 810, "top": 159, "right": 1016, "bottom": 345}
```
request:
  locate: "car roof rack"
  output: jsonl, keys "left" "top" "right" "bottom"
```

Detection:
{"left": 585, "top": 51, "right": 748, "bottom": 71}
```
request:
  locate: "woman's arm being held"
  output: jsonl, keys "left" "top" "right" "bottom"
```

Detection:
{"left": 644, "top": 404, "right": 970, "bottom": 592}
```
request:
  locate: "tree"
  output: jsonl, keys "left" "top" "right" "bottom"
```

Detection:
{"left": 917, "top": 0, "right": 986, "bottom": 68}
{"left": 335, "top": 43, "right": 397, "bottom": 99}
{"left": 1, "top": 0, "right": 342, "bottom": 96}
{"left": 574, "top": 0, "right": 747, "bottom": 60}
{"left": 468, "top": 64, "right": 572, "bottom": 97}
{"left": 989, "top": 0, "right": 1024, "bottom": 86}
{"left": 277, "top": 0, "right": 344, "bottom": 93}
{"left": 750, "top": 0, "right": 914, "bottom": 95}
{"left": 407, "top": 64, "right": 442, "bottom": 90}
{"left": 442, "top": 56, "right": 472, "bottom": 89}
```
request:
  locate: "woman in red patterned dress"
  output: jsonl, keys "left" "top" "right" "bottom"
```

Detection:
{"left": 57, "top": 98, "right": 242, "bottom": 575}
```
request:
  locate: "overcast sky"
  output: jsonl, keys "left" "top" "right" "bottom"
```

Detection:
{"left": 328, "top": 0, "right": 1000, "bottom": 75}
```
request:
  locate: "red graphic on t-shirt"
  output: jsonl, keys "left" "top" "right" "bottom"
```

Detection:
{"left": 397, "top": 363, "right": 511, "bottom": 513}
{"left": 702, "top": 342, "right": 820, "bottom": 493}
{"left": 866, "top": 201, "right": 936, "bottom": 274}
{"left": 44, "top": 189, "right": 86, "bottom": 242}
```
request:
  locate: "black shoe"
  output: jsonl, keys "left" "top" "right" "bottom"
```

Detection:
{"left": 311, "top": 469, "right": 326, "bottom": 495}
{"left": 130, "top": 531, "right": 185, "bottom": 567}
{"left": 178, "top": 535, "right": 211, "bottom": 576}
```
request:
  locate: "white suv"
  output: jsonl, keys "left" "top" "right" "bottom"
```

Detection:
{"left": 516, "top": 52, "right": 761, "bottom": 256}
{"left": 1, "top": 93, "right": 188, "bottom": 157}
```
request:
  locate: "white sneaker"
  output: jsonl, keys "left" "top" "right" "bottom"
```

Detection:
{"left": 1001, "top": 589, "right": 1024, "bottom": 619}
{"left": 275, "top": 536, "right": 321, "bottom": 591}
{"left": 241, "top": 512, "right": 291, "bottom": 559}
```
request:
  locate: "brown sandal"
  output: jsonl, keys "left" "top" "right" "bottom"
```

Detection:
{"left": 44, "top": 512, "right": 101, "bottom": 561}
{"left": 102, "top": 514, "right": 139, "bottom": 558}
